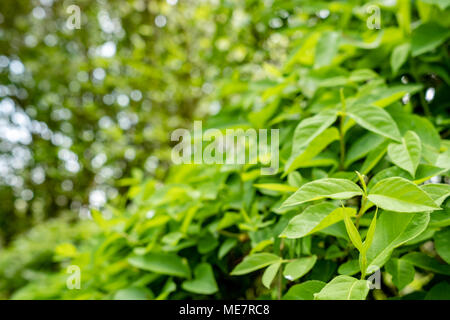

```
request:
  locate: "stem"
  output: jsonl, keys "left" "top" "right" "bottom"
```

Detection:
{"left": 339, "top": 123, "right": 346, "bottom": 170}
{"left": 277, "top": 267, "right": 282, "bottom": 300}
{"left": 277, "top": 238, "right": 285, "bottom": 300}
{"left": 339, "top": 89, "right": 346, "bottom": 170}
{"left": 360, "top": 255, "right": 367, "bottom": 280}
{"left": 355, "top": 196, "right": 368, "bottom": 230}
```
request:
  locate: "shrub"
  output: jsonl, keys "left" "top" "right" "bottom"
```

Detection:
{"left": 1, "top": 0, "right": 449, "bottom": 300}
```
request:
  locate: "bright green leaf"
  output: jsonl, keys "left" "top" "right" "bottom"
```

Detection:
{"left": 285, "top": 127, "right": 340, "bottom": 174}
{"left": 231, "top": 253, "right": 282, "bottom": 275}
{"left": 181, "top": 263, "right": 218, "bottom": 295}
{"left": 262, "top": 262, "right": 281, "bottom": 289}
{"left": 390, "top": 43, "right": 410, "bottom": 74}
{"left": 292, "top": 110, "right": 337, "bottom": 154}
{"left": 343, "top": 210, "right": 363, "bottom": 252}
{"left": 346, "top": 105, "right": 401, "bottom": 142}
{"left": 128, "top": 253, "right": 190, "bottom": 278}
{"left": 366, "top": 211, "right": 430, "bottom": 271}
{"left": 314, "top": 31, "right": 340, "bottom": 69}
{"left": 368, "top": 177, "right": 441, "bottom": 212}
{"left": 218, "top": 238, "right": 238, "bottom": 259}
{"left": 281, "top": 178, "right": 363, "bottom": 208}
{"left": 387, "top": 131, "right": 422, "bottom": 177}
{"left": 363, "top": 209, "right": 378, "bottom": 252}
{"left": 314, "top": 275, "right": 369, "bottom": 300}
{"left": 411, "top": 22, "right": 450, "bottom": 56}
{"left": 283, "top": 256, "right": 317, "bottom": 281}
{"left": 282, "top": 280, "right": 326, "bottom": 300}
{"left": 253, "top": 183, "right": 298, "bottom": 193}
{"left": 421, "top": 184, "right": 450, "bottom": 206}
{"left": 114, "top": 287, "right": 153, "bottom": 300}
{"left": 281, "top": 203, "right": 356, "bottom": 239}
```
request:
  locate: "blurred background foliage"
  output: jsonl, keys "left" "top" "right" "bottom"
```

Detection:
{"left": 0, "top": 0, "right": 449, "bottom": 299}
{"left": 0, "top": 0, "right": 289, "bottom": 243}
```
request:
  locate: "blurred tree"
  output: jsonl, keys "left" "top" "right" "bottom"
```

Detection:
{"left": 0, "top": 0, "right": 293, "bottom": 244}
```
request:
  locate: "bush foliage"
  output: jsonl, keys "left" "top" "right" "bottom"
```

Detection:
{"left": 0, "top": 0, "right": 449, "bottom": 300}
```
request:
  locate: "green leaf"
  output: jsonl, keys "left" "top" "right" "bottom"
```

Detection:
{"left": 253, "top": 183, "right": 298, "bottom": 193}
{"left": 411, "top": 22, "right": 450, "bottom": 56}
{"left": 281, "top": 178, "right": 363, "bottom": 208}
{"left": 197, "top": 234, "right": 219, "bottom": 254}
{"left": 281, "top": 203, "right": 356, "bottom": 239}
{"left": 367, "top": 177, "right": 441, "bottom": 212}
{"left": 402, "top": 252, "right": 450, "bottom": 275}
{"left": 314, "top": 275, "right": 369, "bottom": 300}
{"left": 325, "top": 244, "right": 347, "bottom": 260}
{"left": 396, "top": 0, "right": 411, "bottom": 34}
{"left": 343, "top": 210, "right": 363, "bottom": 252}
{"left": 387, "top": 131, "right": 422, "bottom": 177}
{"left": 346, "top": 105, "right": 401, "bottom": 142}
{"left": 385, "top": 258, "right": 415, "bottom": 290}
{"left": 363, "top": 209, "right": 378, "bottom": 252}
{"left": 218, "top": 238, "right": 238, "bottom": 259}
{"left": 262, "top": 262, "right": 281, "bottom": 289}
{"left": 366, "top": 211, "right": 430, "bottom": 271}
{"left": 404, "top": 227, "right": 437, "bottom": 246}
{"left": 231, "top": 253, "right": 282, "bottom": 275}
{"left": 425, "top": 282, "right": 450, "bottom": 300}
{"left": 217, "top": 212, "right": 241, "bottom": 231}
{"left": 420, "top": 0, "right": 450, "bottom": 10}
{"left": 292, "top": 110, "right": 337, "bottom": 153}
{"left": 360, "top": 140, "right": 389, "bottom": 175}
{"left": 283, "top": 256, "right": 317, "bottom": 281}
{"left": 282, "top": 280, "right": 326, "bottom": 300}
{"left": 421, "top": 184, "right": 450, "bottom": 206}
{"left": 287, "top": 171, "right": 303, "bottom": 188}
{"left": 249, "top": 98, "right": 279, "bottom": 127}
{"left": 414, "top": 165, "right": 448, "bottom": 184}
{"left": 114, "top": 287, "right": 153, "bottom": 300}
{"left": 349, "top": 69, "right": 378, "bottom": 82}
{"left": 337, "top": 260, "right": 360, "bottom": 276}
{"left": 128, "top": 253, "right": 190, "bottom": 278}
{"left": 429, "top": 207, "right": 450, "bottom": 228}
{"left": 367, "top": 165, "right": 446, "bottom": 188}
{"left": 355, "top": 85, "right": 422, "bottom": 108}
{"left": 434, "top": 228, "right": 450, "bottom": 264}
{"left": 155, "top": 279, "right": 176, "bottom": 300}
{"left": 391, "top": 111, "right": 440, "bottom": 164}
{"left": 314, "top": 31, "right": 340, "bottom": 69}
{"left": 309, "top": 260, "right": 338, "bottom": 282}
{"left": 391, "top": 43, "right": 410, "bottom": 74}
{"left": 181, "top": 263, "right": 218, "bottom": 295}
{"left": 345, "top": 132, "right": 385, "bottom": 167}
{"left": 285, "top": 127, "right": 340, "bottom": 174}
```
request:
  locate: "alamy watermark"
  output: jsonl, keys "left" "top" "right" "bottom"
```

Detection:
{"left": 366, "top": 4, "right": 381, "bottom": 30}
{"left": 367, "top": 266, "right": 381, "bottom": 290}
{"left": 66, "top": 265, "right": 81, "bottom": 289}
{"left": 66, "top": 5, "right": 81, "bottom": 30}
{"left": 171, "top": 121, "right": 279, "bottom": 175}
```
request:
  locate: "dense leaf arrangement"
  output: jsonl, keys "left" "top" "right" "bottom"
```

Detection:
{"left": 1, "top": 0, "right": 450, "bottom": 300}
